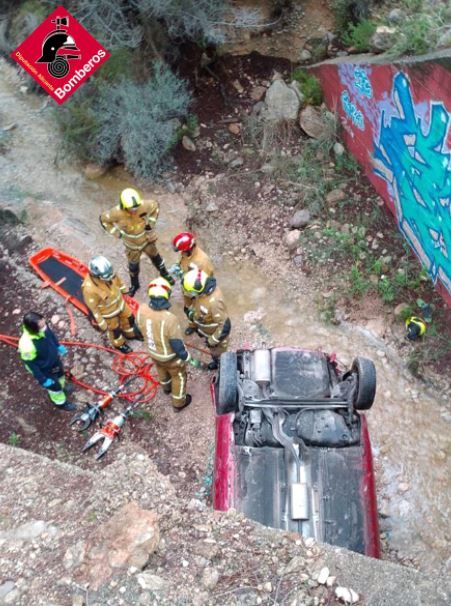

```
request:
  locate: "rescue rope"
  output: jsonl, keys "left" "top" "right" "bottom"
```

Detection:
{"left": 0, "top": 335, "right": 158, "bottom": 404}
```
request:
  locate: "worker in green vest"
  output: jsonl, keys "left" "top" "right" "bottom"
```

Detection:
{"left": 18, "top": 311, "right": 76, "bottom": 411}
{"left": 405, "top": 316, "right": 427, "bottom": 341}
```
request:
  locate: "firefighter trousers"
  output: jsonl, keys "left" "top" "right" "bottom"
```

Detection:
{"left": 125, "top": 241, "right": 159, "bottom": 269}
{"left": 105, "top": 305, "right": 136, "bottom": 348}
{"left": 153, "top": 357, "right": 188, "bottom": 408}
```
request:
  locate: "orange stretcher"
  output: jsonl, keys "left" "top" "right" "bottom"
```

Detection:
{"left": 29, "top": 247, "right": 139, "bottom": 317}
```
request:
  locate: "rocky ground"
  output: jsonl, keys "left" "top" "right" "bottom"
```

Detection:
{"left": 0, "top": 443, "right": 448, "bottom": 606}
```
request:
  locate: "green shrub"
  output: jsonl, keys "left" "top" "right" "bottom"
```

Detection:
{"left": 349, "top": 265, "right": 371, "bottom": 297}
{"left": 343, "top": 19, "right": 376, "bottom": 51}
{"left": 96, "top": 48, "right": 135, "bottom": 82}
{"left": 335, "top": 151, "right": 360, "bottom": 177}
{"left": 292, "top": 69, "right": 323, "bottom": 106}
{"left": 8, "top": 432, "right": 21, "bottom": 447}
{"left": 95, "top": 62, "right": 192, "bottom": 178}
{"left": 378, "top": 275, "right": 396, "bottom": 302}
{"left": 389, "top": 14, "right": 437, "bottom": 56}
{"left": 54, "top": 93, "right": 100, "bottom": 161}
{"left": 56, "top": 62, "right": 192, "bottom": 178}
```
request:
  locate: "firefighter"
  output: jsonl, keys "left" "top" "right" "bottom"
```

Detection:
{"left": 137, "top": 277, "right": 198, "bottom": 411}
{"left": 82, "top": 255, "right": 142, "bottom": 354}
{"left": 100, "top": 187, "right": 174, "bottom": 297}
{"left": 171, "top": 232, "right": 215, "bottom": 336}
{"left": 18, "top": 311, "right": 76, "bottom": 411}
{"left": 405, "top": 316, "right": 427, "bottom": 341}
{"left": 182, "top": 269, "right": 231, "bottom": 370}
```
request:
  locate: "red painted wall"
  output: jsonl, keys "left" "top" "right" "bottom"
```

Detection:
{"left": 313, "top": 58, "right": 451, "bottom": 306}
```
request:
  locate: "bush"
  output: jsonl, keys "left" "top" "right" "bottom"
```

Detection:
{"left": 292, "top": 69, "right": 322, "bottom": 106}
{"left": 54, "top": 92, "right": 100, "bottom": 161}
{"left": 343, "top": 19, "right": 376, "bottom": 51}
{"left": 388, "top": 13, "right": 439, "bottom": 56}
{"left": 72, "top": 0, "right": 248, "bottom": 48}
{"left": 56, "top": 62, "right": 192, "bottom": 178}
{"left": 330, "top": 0, "right": 370, "bottom": 34}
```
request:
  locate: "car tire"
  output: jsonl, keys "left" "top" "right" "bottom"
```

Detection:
{"left": 351, "top": 357, "right": 376, "bottom": 410}
{"left": 217, "top": 352, "right": 238, "bottom": 415}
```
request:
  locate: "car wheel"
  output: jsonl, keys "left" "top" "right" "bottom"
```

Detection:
{"left": 217, "top": 352, "right": 238, "bottom": 415}
{"left": 351, "top": 357, "right": 376, "bottom": 410}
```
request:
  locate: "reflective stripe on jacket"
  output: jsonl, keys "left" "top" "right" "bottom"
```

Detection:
{"left": 81, "top": 274, "right": 128, "bottom": 326}
{"left": 137, "top": 304, "right": 187, "bottom": 362}
{"left": 100, "top": 200, "right": 159, "bottom": 250}
{"left": 180, "top": 245, "right": 214, "bottom": 277}
{"left": 18, "top": 326, "right": 61, "bottom": 385}
{"left": 191, "top": 286, "right": 229, "bottom": 343}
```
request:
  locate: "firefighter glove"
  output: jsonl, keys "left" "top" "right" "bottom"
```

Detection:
{"left": 58, "top": 345, "right": 68, "bottom": 356}
{"left": 169, "top": 263, "right": 183, "bottom": 279}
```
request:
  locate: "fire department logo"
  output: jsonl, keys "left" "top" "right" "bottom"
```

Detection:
{"left": 11, "top": 5, "right": 109, "bottom": 105}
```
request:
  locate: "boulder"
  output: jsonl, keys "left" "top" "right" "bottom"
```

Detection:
{"left": 290, "top": 209, "right": 311, "bottom": 229}
{"left": 370, "top": 26, "right": 397, "bottom": 52}
{"left": 182, "top": 136, "right": 196, "bottom": 151}
{"left": 333, "top": 142, "right": 345, "bottom": 157}
{"left": 228, "top": 123, "right": 241, "bottom": 135}
{"left": 77, "top": 502, "right": 159, "bottom": 590}
{"left": 388, "top": 8, "right": 406, "bottom": 24}
{"left": 437, "top": 28, "right": 451, "bottom": 49}
{"left": 299, "top": 106, "right": 326, "bottom": 139}
{"left": 326, "top": 189, "right": 346, "bottom": 204}
{"left": 284, "top": 229, "right": 301, "bottom": 251}
{"left": 264, "top": 80, "right": 300, "bottom": 122}
{"left": 299, "top": 49, "right": 312, "bottom": 62}
{"left": 137, "top": 572, "right": 168, "bottom": 592}
{"left": 201, "top": 567, "right": 220, "bottom": 590}
{"left": 250, "top": 86, "right": 266, "bottom": 101}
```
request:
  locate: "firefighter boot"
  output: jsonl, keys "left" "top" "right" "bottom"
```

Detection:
{"left": 128, "top": 262, "right": 140, "bottom": 296}
{"left": 151, "top": 254, "right": 176, "bottom": 286}
{"left": 118, "top": 343, "right": 132, "bottom": 354}
{"left": 173, "top": 394, "right": 192, "bottom": 412}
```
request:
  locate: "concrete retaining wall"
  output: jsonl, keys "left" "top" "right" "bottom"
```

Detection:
{"left": 314, "top": 54, "right": 451, "bottom": 305}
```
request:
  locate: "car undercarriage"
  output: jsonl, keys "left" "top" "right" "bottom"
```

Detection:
{"left": 213, "top": 347, "right": 380, "bottom": 557}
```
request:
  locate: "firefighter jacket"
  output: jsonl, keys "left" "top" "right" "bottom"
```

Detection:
{"left": 191, "top": 278, "right": 231, "bottom": 345}
{"left": 179, "top": 245, "right": 214, "bottom": 277}
{"left": 82, "top": 274, "right": 128, "bottom": 330}
{"left": 137, "top": 300, "right": 190, "bottom": 363}
{"left": 18, "top": 325, "right": 61, "bottom": 386}
{"left": 100, "top": 200, "right": 159, "bottom": 251}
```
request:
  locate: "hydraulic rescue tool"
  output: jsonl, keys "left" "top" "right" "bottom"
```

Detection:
{"left": 70, "top": 376, "right": 138, "bottom": 431}
{"left": 81, "top": 400, "right": 140, "bottom": 460}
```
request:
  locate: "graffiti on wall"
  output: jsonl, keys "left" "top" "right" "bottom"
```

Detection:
{"left": 341, "top": 91, "right": 365, "bottom": 130}
{"left": 354, "top": 67, "right": 373, "bottom": 98}
{"left": 373, "top": 72, "right": 451, "bottom": 294}
{"left": 340, "top": 66, "right": 373, "bottom": 131}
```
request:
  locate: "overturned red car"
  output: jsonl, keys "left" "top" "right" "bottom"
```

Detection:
{"left": 212, "top": 347, "right": 380, "bottom": 557}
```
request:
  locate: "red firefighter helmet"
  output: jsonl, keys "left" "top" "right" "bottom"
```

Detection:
{"left": 172, "top": 232, "right": 195, "bottom": 253}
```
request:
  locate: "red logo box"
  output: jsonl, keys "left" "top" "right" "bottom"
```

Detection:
{"left": 11, "top": 5, "right": 109, "bottom": 105}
